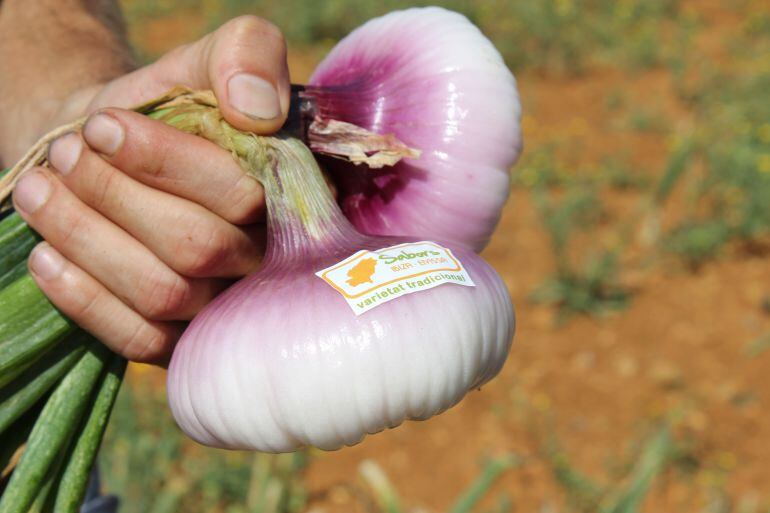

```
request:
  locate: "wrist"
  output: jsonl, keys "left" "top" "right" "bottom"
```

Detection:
{"left": 49, "top": 84, "right": 107, "bottom": 127}
{"left": 0, "top": 0, "right": 133, "bottom": 165}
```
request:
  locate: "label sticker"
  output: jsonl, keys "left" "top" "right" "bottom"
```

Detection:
{"left": 315, "top": 241, "right": 475, "bottom": 315}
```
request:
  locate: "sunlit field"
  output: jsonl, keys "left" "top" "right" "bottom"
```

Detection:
{"left": 102, "top": 1, "right": 770, "bottom": 511}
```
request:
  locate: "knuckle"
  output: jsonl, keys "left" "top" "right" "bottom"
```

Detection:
{"left": 57, "top": 209, "right": 88, "bottom": 249}
{"left": 35, "top": 258, "right": 100, "bottom": 325}
{"left": 69, "top": 282, "right": 102, "bottom": 322}
{"left": 176, "top": 222, "right": 232, "bottom": 277}
{"left": 136, "top": 270, "right": 191, "bottom": 320}
{"left": 223, "top": 176, "right": 262, "bottom": 223}
{"left": 138, "top": 129, "right": 174, "bottom": 179}
{"left": 87, "top": 162, "right": 119, "bottom": 211}
{"left": 104, "top": 110, "right": 173, "bottom": 180}
{"left": 119, "top": 323, "right": 174, "bottom": 363}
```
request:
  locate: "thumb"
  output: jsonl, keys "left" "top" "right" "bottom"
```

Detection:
{"left": 89, "top": 16, "right": 291, "bottom": 134}
{"left": 203, "top": 16, "right": 291, "bottom": 133}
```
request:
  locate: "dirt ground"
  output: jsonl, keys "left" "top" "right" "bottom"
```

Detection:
{"left": 122, "top": 2, "right": 770, "bottom": 511}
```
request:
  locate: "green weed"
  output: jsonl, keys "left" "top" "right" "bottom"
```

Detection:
{"left": 663, "top": 220, "right": 731, "bottom": 270}
{"left": 627, "top": 107, "right": 668, "bottom": 134}
{"left": 514, "top": 150, "right": 648, "bottom": 191}
{"left": 744, "top": 334, "right": 770, "bottom": 358}
{"left": 660, "top": 66, "right": 770, "bottom": 267}
{"left": 359, "top": 455, "right": 521, "bottom": 513}
{"left": 513, "top": 147, "right": 572, "bottom": 189}
{"left": 531, "top": 186, "right": 629, "bottom": 321}
{"left": 597, "top": 158, "right": 650, "bottom": 191}
{"left": 532, "top": 251, "right": 630, "bottom": 322}
{"left": 541, "top": 423, "right": 695, "bottom": 513}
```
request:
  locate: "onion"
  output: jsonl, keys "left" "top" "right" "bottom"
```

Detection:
{"left": 302, "top": 7, "right": 522, "bottom": 251}
{"left": 164, "top": 102, "right": 515, "bottom": 452}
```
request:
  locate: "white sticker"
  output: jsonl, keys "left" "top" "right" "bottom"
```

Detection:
{"left": 315, "top": 241, "right": 475, "bottom": 315}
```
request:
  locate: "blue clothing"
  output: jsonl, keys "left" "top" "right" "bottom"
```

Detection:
{"left": 80, "top": 466, "right": 118, "bottom": 513}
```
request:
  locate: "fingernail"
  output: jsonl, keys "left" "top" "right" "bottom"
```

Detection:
{"left": 83, "top": 113, "right": 124, "bottom": 156}
{"left": 48, "top": 133, "right": 83, "bottom": 175}
{"left": 227, "top": 73, "right": 281, "bottom": 120}
{"left": 29, "top": 243, "right": 65, "bottom": 281}
{"left": 14, "top": 171, "right": 52, "bottom": 213}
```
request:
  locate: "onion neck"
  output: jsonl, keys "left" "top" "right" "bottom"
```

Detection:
{"left": 152, "top": 104, "right": 363, "bottom": 264}
{"left": 246, "top": 137, "right": 364, "bottom": 263}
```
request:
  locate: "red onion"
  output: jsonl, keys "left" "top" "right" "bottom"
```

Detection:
{"left": 165, "top": 117, "right": 515, "bottom": 452}
{"left": 303, "top": 7, "right": 522, "bottom": 251}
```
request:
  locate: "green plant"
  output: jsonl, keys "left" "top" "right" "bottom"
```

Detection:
{"left": 541, "top": 423, "right": 694, "bottom": 513}
{"left": 663, "top": 220, "right": 732, "bottom": 269}
{"left": 658, "top": 66, "right": 770, "bottom": 267}
{"left": 744, "top": 333, "right": 770, "bottom": 358}
{"left": 512, "top": 147, "right": 574, "bottom": 189}
{"left": 627, "top": 107, "right": 668, "bottom": 133}
{"left": 359, "top": 455, "right": 521, "bottom": 513}
{"left": 531, "top": 186, "right": 629, "bottom": 320}
{"left": 597, "top": 158, "right": 650, "bottom": 191}
{"left": 532, "top": 251, "right": 630, "bottom": 321}
{"left": 512, "top": 147, "right": 649, "bottom": 192}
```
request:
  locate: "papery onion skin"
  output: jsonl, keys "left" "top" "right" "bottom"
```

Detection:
{"left": 307, "top": 7, "right": 522, "bottom": 252}
{"left": 167, "top": 237, "right": 513, "bottom": 452}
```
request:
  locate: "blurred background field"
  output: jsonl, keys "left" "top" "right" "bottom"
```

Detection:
{"left": 105, "top": 0, "right": 770, "bottom": 511}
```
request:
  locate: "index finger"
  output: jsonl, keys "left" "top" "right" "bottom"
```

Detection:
{"left": 81, "top": 108, "right": 264, "bottom": 225}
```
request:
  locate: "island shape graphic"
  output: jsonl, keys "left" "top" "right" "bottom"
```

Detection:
{"left": 346, "top": 257, "right": 377, "bottom": 287}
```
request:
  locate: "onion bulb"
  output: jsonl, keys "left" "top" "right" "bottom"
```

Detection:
{"left": 303, "top": 7, "right": 522, "bottom": 251}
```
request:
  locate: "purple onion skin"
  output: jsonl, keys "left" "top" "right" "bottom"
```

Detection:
{"left": 307, "top": 7, "right": 522, "bottom": 252}
{"left": 167, "top": 233, "right": 514, "bottom": 452}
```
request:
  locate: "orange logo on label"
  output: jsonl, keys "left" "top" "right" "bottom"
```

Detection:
{"left": 346, "top": 257, "right": 377, "bottom": 286}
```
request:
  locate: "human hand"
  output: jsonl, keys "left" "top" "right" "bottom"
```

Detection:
{"left": 12, "top": 16, "right": 290, "bottom": 365}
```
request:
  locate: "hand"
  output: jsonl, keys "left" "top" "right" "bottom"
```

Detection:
{"left": 12, "top": 16, "right": 290, "bottom": 365}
